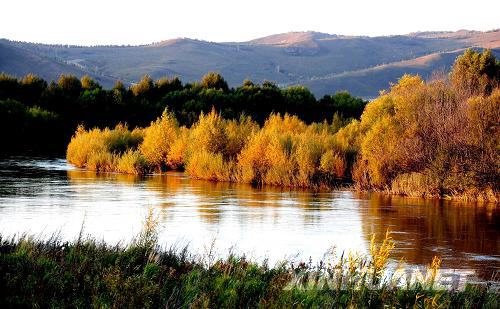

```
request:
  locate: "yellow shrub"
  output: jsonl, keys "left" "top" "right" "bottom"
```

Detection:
{"left": 185, "top": 150, "right": 233, "bottom": 181}
{"left": 166, "top": 127, "right": 189, "bottom": 170}
{"left": 262, "top": 135, "right": 297, "bottom": 187}
{"left": 390, "top": 172, "right": 441, "bottom": 198}
{"left": 86, "top": 150, "right": 116, "bottom": 172}
{"left": 67, "top": 124, "right": 141, "bottom": 171}
{"left": 224, "top": 115, "right": 258, "bottom": 158}
{"left": 295, "top": 138, "right": 324, "bottom": 186}
{"left": 116, "top": 150, "right": 148, "bottom": 175}
{"left": 67, "top": 126, "right": 110, "bottom": 168}
{"left": 359, "top": 116, "right": 402, "bottom": 188}
{"left": 106, "top": 123, "right": 142, "bottom": 153}
{"left": 188, "top": 109, "right": 227, "bottom": 156}
{"left": 319, "top": 150, "right": 346, "bottom": 178}
{"left": 262, "top": 113, "right": 306, "bottom": 135}
{"left": 139, "top": 110, "right": 178, "bottom": 170}
{"left": 237, "top": 131, "right": 272, "bottom": 184}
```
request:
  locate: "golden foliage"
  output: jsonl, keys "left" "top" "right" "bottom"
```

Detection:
{"left": 351, "top": 68, "right": 499, "bottom": 200}
{"left": 67, "top": 124, "right": 143, "bottom": 172}
{"left": 139, "top": 110, "right": 179, "bottom": 170}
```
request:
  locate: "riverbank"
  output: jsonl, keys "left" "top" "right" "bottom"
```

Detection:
{"left": 1, "top": 214, "right": 498, "bottom": 308}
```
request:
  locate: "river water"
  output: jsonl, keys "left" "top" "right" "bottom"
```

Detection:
{"left": 0, "top": 157, "right": 498, "bottom": 280}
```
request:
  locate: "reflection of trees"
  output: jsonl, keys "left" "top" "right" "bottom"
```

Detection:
{"left": 67, "top": 169, "right": 143, "bottom": 185}
{"left": 66, "top": 170, "right": 336, "bottom": 226}
{"left": 359, "top": 193, "right": 499, "bottom": 279}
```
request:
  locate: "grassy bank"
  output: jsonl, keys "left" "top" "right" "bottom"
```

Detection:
{"left": 1, "top": 213, "right": 498, "bottom": 308}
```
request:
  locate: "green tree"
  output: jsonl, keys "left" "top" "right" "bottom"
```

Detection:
{"left": 0, "top": 73, "right": 19, "bottom": 100}
{"left": 200, "top": 72, "right": 229, "bottom": 92}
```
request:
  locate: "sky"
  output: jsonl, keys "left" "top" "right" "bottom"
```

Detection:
{"left": 1, "top": 0, "right": 499, "bottom": 46}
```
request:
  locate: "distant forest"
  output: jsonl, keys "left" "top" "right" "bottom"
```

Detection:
{"left": 0, "top": 72, "right": 366, "bottom": 153}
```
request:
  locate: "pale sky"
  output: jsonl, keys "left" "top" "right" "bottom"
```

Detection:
{"left": 1, "top": 0, "right": 499, "bottom": 45}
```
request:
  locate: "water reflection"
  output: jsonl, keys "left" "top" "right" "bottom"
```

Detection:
{"left": 359, "top": 194, "right": 499, "bottom": 279}
{"left": 0, "top": 157, "right": 498, "bottom": 280}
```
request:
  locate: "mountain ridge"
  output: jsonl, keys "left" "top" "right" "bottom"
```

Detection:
{"left": 1, "top": 30, "right": 499, "bottom": 97}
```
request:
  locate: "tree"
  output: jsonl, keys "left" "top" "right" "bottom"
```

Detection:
{"left": 81, "top": 75, "right": 102, "bottom": 90}
{"left": 200, "top": 72, "right": 229, "bottom": 92}
{"left": 319, "top": 91, "right": 367, "bottom": 119}
{"left": 131, "top": 75, "right": 154, "bottom": 97}
{"left": 0, "top": 73, "right": 19, "bottom": 101}
{"left": 450, "top": 49, "right": 500, "bottom": 97}
{"left": 20, "top": 74, "right": 47, "bottom": 106}
{"left": 57, "top": 74, "right": 82, "bottom": 97}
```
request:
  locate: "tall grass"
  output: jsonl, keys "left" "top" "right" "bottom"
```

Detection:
{"left": 1, "top": 217, "right": 498, "bottom": 308}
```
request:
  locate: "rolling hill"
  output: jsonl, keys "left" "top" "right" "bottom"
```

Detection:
{"left": 1, "top": 29, "right": 499, "bottom": 98}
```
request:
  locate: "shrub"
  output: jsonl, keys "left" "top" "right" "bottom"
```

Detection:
{"left": 117, "top": 150, "right": 149, "bottom": 175}
{"left": 187, "top": 108, "right": 228, "bottom": 156}
{"left": 139, "top": 110, "right": 179, "bottom": 170}
{"left": 237, "top": 131, "right": 272, "bottom": 185}
{"left": 166, "top": 127, "right": 189, "bottom": 170}
{"left": 390, "top": 172, "right": 441, "bottom": 198}
{"left": 224, "top": 115, "right": 258, "bottom": 158}
{"left": 67, "top": 124, "right": 142, "bottom": 171}
{"left": 67, "top": 126, "right": 110, "bottom": 168}
{"left": 350, "top": 63, "right": 499, "bottom": 201}
{"left": 295, "top": 138, "right": 324, "bottom": 186}
{"left": 62, "top": 50, "right": 500, "bottom": 201}
{"left": 319, "top": 150, "right": 346, "bottom": 179}
{"left": 185, "top": 150, "right": 233, "bottom": 182}
{"left": 86, "top": 150, "right": 116, "bottom": 172}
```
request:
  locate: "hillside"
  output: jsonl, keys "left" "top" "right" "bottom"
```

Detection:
{"left": 1, "top": 30, "right": 499, "bottom": 97}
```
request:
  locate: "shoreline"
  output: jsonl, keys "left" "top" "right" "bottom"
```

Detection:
{"left": 68, "top": 162, "right": 500, "bottom": 204}
{"left": 1, "top": 225, "right": 498, "bottom": 307}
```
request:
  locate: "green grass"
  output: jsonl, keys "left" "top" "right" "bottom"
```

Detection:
{"left": 1, "top": 214, "right": 498, "bottom": 308}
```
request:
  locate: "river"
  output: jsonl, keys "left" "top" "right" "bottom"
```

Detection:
{"left": 0, "top": 157, "right": 498, "bottom": 281}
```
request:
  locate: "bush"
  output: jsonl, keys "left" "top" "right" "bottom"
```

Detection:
{"left": 319, "top": 150, "right": 346, "bottom": 178}
{"left": 117, "top": 150, "right": 149, "bottom": 175}
{"left": 139, "top": 110, "right": 179, "bottom": 170}
{"left": 62, "top": 50, "right": 500, "bottom": 200}
{"left": 185, "top": 150, "right": 234, "bottom": 182}
{"left": 67, "top": 124, "right": 143, "bottom": 171}
{"left": 390, "top": 172, "right": 441, "bottom": 198}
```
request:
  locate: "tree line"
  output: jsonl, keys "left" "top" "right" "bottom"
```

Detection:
{"left": 0, "top": 72, "right": 366, "bottom": 153}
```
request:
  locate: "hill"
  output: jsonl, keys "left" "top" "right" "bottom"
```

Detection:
{"left": 1, "top": 30, "right": 499, "bottom": 97}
